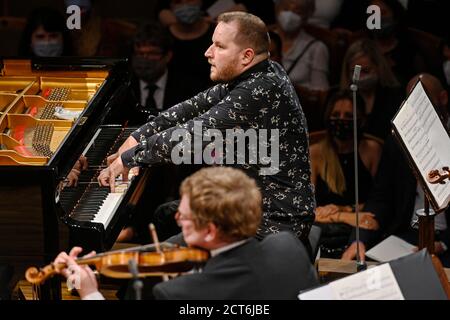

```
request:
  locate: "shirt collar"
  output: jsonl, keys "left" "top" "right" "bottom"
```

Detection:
{"left": 139, "top": 69, "right": 168, "bottom": 91}
{"left": 209, "top": 239, "right": 249, "bottom": 257}
{"left": 229, "top": 59, "right": 270, "bottom": 86}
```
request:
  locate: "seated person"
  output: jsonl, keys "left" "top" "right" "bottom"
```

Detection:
{"left": 18, "top": 6, "right": 72, "bottom": 57}
{"left": 310, "top": 90, "right": 381, "bottom": 258}
{"left": 164, "top": 0, "right": 215, "bottom": 97}
{"left": 367, "top": 0, "right": 427, "bottom": 87}
{"left": 272, "top": 0, "right": 330, "bottom": 90}
{"left": 53, "top": 167, "right": 319, "bottom": 299}
{"left": 342, "top": 73, "right": 450, "bottom": 267}
{"left": 340, "top": 39, "right": 403, "bottom": 144}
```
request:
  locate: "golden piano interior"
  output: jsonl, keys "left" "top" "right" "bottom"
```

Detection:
{"left": 0, "top": 58, "right": 124, "bottom": 300}
{"left": 0, "top": 59, "right": 107, "bottom": 165}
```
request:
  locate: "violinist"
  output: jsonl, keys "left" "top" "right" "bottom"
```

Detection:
{"left": 53, "top": 166, "right": 318, "bottom": 299}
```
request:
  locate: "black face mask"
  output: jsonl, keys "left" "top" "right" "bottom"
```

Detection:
{"left": 132, "top": 55, "right": 165, "bottom": 83}
{"left": 327, "top": 118, "right": 354, "bottom": 141}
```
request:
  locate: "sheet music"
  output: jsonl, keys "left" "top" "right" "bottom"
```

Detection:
{"left": 299, "top": 264, "right": 404, "bottom": 300}
{"left": 392, "top": 81, "right": 450, "bottom": 209}
{"left": 365, "top": 235, "right": 416, "bottom": 262}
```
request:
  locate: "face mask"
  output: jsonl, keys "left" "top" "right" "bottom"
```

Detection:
{"left": 32, "top": 40, "right": 63, "bottom": 57}
{"left": 358, "top": 74, "right": 378, "bottom": 91}
{"left": 371, "top": 16, "right": 397, "bottom": 39}
{"left": 327, "top": 118, "right": 354, "bottom": 141}
{"left": 132, "top": 55, "right": 165, "bottom": 83}
{"left": 174, "top": 4, "right": 202, "bottom": 25}
{"left": 277, "top": 11, "right": 302, "bottom": 33}
{"left": 443, "top": 60, "right": 450, "bottom": 86}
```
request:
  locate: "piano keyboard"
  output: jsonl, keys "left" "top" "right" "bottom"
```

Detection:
{"left": 59, "top": 126, "right": 137, "bottom": 230}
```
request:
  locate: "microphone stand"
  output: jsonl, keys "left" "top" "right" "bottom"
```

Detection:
{"left": 350, "top": 65, "right": 367, "bottom": 272}
{"left": 128, "top": 259, "right": 143, "bottom": 300}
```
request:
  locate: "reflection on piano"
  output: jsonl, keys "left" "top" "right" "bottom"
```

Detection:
{"left": 0, "top": 58, "right": 148, "bottom": 299}
{"left": 60, "top": 125, "right": 146, "bottom": 253}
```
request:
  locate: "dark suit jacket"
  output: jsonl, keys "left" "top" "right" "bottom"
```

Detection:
{"left": 351, "top": 135, "right": 450, "bottom": 249}
{"left": 152, "top": 232, "right": 319, "bottom": 300}
{"left": 127, "top": 71, "right": 197, "bottom": 125}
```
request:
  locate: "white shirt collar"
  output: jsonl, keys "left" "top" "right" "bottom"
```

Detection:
{"left": 210, "top": 239, "right": 249, "bottom": 257}
{"left": 139, "top": 69, "right": 168, "bottom": 109}
{"left": 155, "top": 69, "right": 168, "bottom": 89}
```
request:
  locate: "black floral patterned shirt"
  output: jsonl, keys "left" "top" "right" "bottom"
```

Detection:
{"left": 122, "top": 60, "right": 316, "bottom": 241}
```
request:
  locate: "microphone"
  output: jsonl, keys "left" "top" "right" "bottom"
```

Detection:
{"left": 351, "top": 65, "right": 361, "bottom": 92}
{"left": 352, "top": 65, "right": 361, "bottom": 83}
{"left": 350, "top": 64, "right": 366, "bottom": 272}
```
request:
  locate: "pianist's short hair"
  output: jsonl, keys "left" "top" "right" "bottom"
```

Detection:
{"left": 133, "top": 21, "right": 173, "bottom": 54}
{"left": 217, "top": 12, "right": 269, "bottom": 56}
{"left": 180, "top": 167, "right": 262, "bottom": 241}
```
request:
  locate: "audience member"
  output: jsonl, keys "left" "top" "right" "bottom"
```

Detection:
{"left": 19, "top": 7, "right": 72, "bottom": 57}
{"left": 340, "top": 39, "right": 403, "bottom": 144}
{"left": 273, "top": 0, "right": 330, "bottom": 90}
{"left": 310, "top": 90, "right": 381, "bottom": 257}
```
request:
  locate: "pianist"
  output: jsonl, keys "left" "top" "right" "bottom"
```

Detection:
{"left": 98, "top": 12, "right": 316, "bottom": 255}
{"left": 54, "top": 167, "right": 318, "bottom": 299}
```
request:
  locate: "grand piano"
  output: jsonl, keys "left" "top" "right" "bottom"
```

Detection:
{"left": 0, "top": 58, "right": 149, "bottom": 299}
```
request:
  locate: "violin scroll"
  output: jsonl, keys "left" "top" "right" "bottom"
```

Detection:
{"left": 25, "top": 264, "right": 58, "bottom": 285}
{"left": 427, "top": 166, "right": 450, "bottom": 184}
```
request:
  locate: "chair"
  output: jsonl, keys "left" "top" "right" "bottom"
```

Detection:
{"left": 308, "top": 225, "right": 322, "bottom": 262}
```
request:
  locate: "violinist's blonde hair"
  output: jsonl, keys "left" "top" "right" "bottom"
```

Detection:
{"left": 180, "top": 167, "right": 262, "bottom": 241}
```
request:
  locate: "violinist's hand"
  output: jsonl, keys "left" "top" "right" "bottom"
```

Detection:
{"left": 98, "top": 156, "right": 129, "bottom": 193}
{"left": 54, "top": 247, "right": 98, "bottom": 299}
{"left": 341, "top": 241, "right": 366, "bottom": 262}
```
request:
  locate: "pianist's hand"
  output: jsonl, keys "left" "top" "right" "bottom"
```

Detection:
{"left": 78, "top": 155, "right": 88, "bottom": 170}
{"left": 98, "top": 155, "right": 129, "bottom": 193}
{"left": 66, "top": 168, "right": 81, "bottom": 187}
{"left": 66, "top": 155, "right": 89, "bottom": 187}
{"left": 107, "top": 152, "right": 119, "bottom": 166}
{"left": 54, "top": 246, "right": 98, "bottom": 299}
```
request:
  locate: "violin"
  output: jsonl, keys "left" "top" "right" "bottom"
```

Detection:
{"left": 25, "top": 243, "right": 209, "bottom": 285}
{"left": 427, "top": 166, "right": 450, "bottom": 184}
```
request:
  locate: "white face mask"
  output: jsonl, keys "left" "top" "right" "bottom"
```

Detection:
{"left": 443, "top": 60, "right": 450, "bottom": 86}
{"left": 32, "top": 40, "right": 63, "bottom": 57}
{"left": 277, "top": 10, "right": 302, "bottom": 33}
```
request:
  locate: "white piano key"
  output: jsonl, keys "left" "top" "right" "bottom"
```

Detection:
{"left": 92, "top": 192, "right": 123, "bottom": 227}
